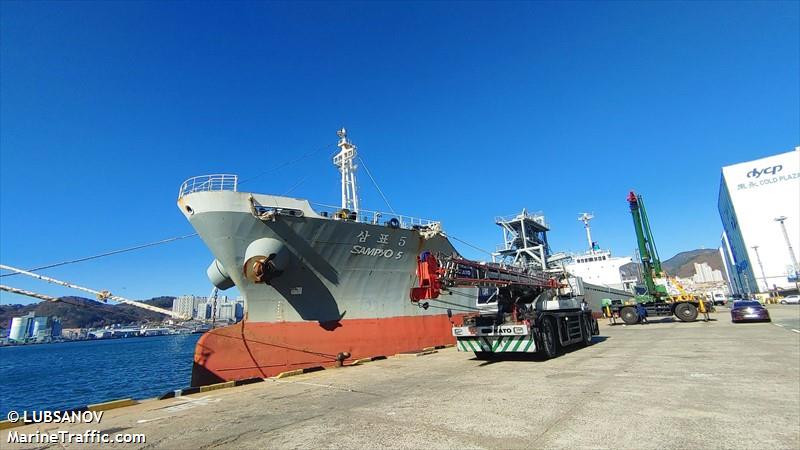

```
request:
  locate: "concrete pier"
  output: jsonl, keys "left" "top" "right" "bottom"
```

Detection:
{"left": 3, "top": 306, "right": 799, "bottom": 449}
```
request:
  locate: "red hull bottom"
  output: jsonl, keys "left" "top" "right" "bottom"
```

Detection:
{"left": 192, "top": 314, "right": 458, "bottom": 386}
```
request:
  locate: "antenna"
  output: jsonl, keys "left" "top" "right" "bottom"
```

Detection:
{"left": 578, "top": 213, "right": 594, "bottom": 253}
{"left": 333, "top": 128, "right": 359, "bottom": 212}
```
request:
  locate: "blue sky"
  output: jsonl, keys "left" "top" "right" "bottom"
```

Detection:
{"left": 1, "top": 1, "right": 798, "bottom": 304}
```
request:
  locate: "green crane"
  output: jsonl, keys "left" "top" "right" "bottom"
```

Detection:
{"left": 627, "top": 191, "right": 669, "bottom": 300}
{"left": 598, "top": 190, "right": 708, "bottom": 324}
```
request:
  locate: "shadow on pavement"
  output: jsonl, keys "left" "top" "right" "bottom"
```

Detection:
{"left": 473, "top": 335, "right": 611, "bottom": 366}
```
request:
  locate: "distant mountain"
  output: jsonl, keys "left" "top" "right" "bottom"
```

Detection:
{"left": 662, "top": 249, "right": 725, "bottom": 280}
{"left": 0, "top": 296, "right": 175, "bottom": 330}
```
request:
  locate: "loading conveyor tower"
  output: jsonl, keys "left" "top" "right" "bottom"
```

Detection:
{"left": 492, "top": 209, "right": 552, "bottom": 271}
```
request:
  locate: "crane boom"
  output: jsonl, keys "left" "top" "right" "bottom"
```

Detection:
{"left": 627, "top": 191, "right": 667, "bottom": 299}
{"left": 410, "top": 252, "right": 558, "bottom": 302}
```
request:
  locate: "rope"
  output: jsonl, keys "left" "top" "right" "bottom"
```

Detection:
{"left": 0, "top": 264, "right": 184, "bottom": 318}
{"left": 358, "top": 156, "right": 396, "bottom": 214}
{"left": 0, "top": 285, "right": 59, "bottom": 302}
{"left": 0, "top": 284, "right": 201, "bottom": 331}
{"left": 0, "top": 233, "right": 198, "bottom": 278}
{"left": 447, "top": 234, "right": 494, "bottom": 257}
{"left": 284, "top": 174, "right": 310, "bottom": 196}
{"left": 428, "top": 297, "right": 482, "bottom": 311}
{"left": 238, "top": 143, "right": 335, "bottom": 186}
{"left": 420, "top": 303, "right": 477, "bottom": 314}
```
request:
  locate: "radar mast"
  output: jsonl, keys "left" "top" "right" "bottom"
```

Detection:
{"left": 578, "top": 213, "right": 594, "bottom": 253}
{"left": 333, "top": 128, "right": 359, "bottom": 212}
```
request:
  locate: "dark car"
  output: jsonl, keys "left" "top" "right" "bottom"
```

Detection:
{"left": 730, "top": 301, "right": 771, "bottom": 323}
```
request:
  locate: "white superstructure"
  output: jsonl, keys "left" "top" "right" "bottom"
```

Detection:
{"left": 565, "top": 250, "right": 634, "bottom": 292}
{"left": 718, "top": 146, "right": 800, "bottom": 294}
{"left": 563, "top": 214, "right": 635, "bottom": 292}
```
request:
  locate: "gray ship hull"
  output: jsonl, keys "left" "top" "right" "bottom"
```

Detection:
{"left": 179, "top": 190, "right": 482, "bottom": 384}
{"left": 181, "top": 191, "right": 478, "bottom": 323}
{"left": 178, "top": 189, "right": 633, "bottom": 384}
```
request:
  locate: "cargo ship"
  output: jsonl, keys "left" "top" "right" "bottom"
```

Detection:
{"left": 178, "top": 129, "right": 631, "bottom": 386}
{"left": 564, "top": 213, "right": 638, "bottom": 294}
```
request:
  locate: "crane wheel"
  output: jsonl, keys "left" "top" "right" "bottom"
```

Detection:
{"left": 620, "top": 306, "right": 639, "bottom": 325}
{"left": 581, "top": 316, "right": 593, "bottom": 346}
{"left": 540, "top": 318, "right": 559, "bottom": 359}
{"left": 674, "top": 303, "right": 698, "bottom": 322}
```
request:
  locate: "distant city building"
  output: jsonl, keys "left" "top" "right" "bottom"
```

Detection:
{"left": 8, "top": 313, "right": 34, "bottom": 342}
{"left": 195, "top": 301, "right": 211, "bottom": 320}
{"left": 217, "top": 303, "right": 234, "bottom": 321}
{"left": 8, "top": 313, "right": 62, "bottom": 342}
{"left": 174, "top": 294, "right": 245, "bottom": 323}
{"left": 61, "top": 328, "right": 85, "bottom": 340}
{"left": 692, "top": 262, "right": 724, "bottom": 283}
{"left": 235, "top": 299, "right": 245, "bottom": 322}
{"left": 172, "top": 295, "right": 196, "bottom": 318}
{"left": 51, "top": 318, "right": 62, "bottom": 338}
{"left": 718, "top": 147, "right": 800, "bottom": 294}
{"left": 192, "top": 296, "right": 206, "bottom": 314}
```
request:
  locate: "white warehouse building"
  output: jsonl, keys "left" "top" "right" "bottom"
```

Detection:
{"left": 718, "top": 146, "right": 800, "bottom": 295}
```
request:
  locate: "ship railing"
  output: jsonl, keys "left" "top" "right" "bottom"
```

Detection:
{"left": 494, "top": 244, "right": 514, "bottom": 252}
{"left": 178, "top": 174, "right": 238, "bottom": 199}
{"left": 494, "top": 210, "right": 547, "bottom": 227}
{"left": 310, "top": 202, "right": 441, "bottom": 230}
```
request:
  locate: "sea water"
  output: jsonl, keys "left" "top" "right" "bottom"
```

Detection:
{"left": 0, "top": 334, "right": 201, "bottom": 415}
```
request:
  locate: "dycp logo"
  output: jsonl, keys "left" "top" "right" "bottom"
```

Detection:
{"left": 747, "top": 165, "right": 783, "bottom": 178}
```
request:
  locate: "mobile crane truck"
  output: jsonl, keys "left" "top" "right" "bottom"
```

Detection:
{"left": 411, "top": 252, "right": 598, "bottom": 359}
{"left": 601, "top": 191, "right": 710, "bottom": 325}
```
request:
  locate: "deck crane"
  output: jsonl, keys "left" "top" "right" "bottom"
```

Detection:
{"left": 411, "top": 252, "right": 598, "bottom": 359}
{"left": 601, "top": 192, "right": 709, "bottom": 324}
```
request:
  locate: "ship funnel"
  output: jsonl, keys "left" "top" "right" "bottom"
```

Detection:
{"left": 207, "top": 259, "right": 235, "bottom": 290}
{"left": 243, "top": 238, "right": 290, "bottom": 284}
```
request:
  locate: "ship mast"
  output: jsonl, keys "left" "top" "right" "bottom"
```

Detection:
{"left": 333, "top": 128, "right": 359, "bottom": 213}
{"left": 578, "top": 213, "right": 594, "bottom": 253}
